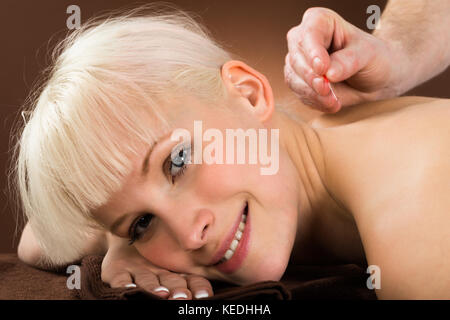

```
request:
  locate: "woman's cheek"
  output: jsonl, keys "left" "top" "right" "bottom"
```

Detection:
{"left": 193, "top": 162, "right": 254, "bottom": 199}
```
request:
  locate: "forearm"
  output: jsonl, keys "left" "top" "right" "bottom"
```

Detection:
{"left": 373, "top": 0, "right": 450, "bottom": 94}
{"left": 17, "top": 223, "right": 44, "bottom": 267}
{"left": 18, "top": 221, "right": 109, "bottom": 270}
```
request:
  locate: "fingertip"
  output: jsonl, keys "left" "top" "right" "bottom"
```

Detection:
{"left": 171, "top": 293, "right": 188, "bottom": 300}
{"left": 194, "top": 289, "right": 210, "bottom": 299}
{"left": 310, "top": 49, "right": 330, "bottom": 74}
{"left": 152, "top": 286, "right": 170, "bottom": 297}
{"left": 170, "top": 290, "right": 191, "bottom": 300}
{"left": 326, "top": 62, "right": 342, "bottom": 82}
{"left": 152, "top": 291, "right": 170, "bottom": 299}
{"left": 314, "top": 89, "right": 341, "bottom": 113}
{"left": 313, "top": 77, "right": 331, "bottom": 96}
{"left": 324, "top": 97, "right": 341, "bottom": 113}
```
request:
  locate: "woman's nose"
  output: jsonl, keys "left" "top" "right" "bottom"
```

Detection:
{"left": 173, "top": 208, "right": 214, "bottom": 251}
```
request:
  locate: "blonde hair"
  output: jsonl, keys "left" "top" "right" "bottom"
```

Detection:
{"left": 11, "top": 3, "right": 233, "bottom": 267}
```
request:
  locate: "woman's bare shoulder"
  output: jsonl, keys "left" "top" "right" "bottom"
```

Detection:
{"left": 309, "top": 96, "right": 445, "bottom": 129}
{"left": 319, "top": 96, "right": 449, "bottom": 212}
{"left": 319, "top": 97, "right": 450, "bottom": 299}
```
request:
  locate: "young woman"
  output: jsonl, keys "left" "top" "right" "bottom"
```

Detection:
{"left": 14, "top": 6, "right": 449, "bottom": 300}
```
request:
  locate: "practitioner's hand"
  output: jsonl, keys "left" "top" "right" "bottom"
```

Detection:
{"left": 101, "top": 235, "right": 213, "bottom": 300}
{"left": 285, "top": 7, "right": 400, "bottom": 113}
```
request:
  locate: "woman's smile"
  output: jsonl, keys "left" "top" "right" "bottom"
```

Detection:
{"left": 86, "top": 91, "right": 311, "bottom": 286}
{"left": 210, "top": 201, "right": 250, "bottom": 274}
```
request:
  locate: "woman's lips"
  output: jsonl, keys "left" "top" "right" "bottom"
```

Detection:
{"left": 209, "top": 202, "right": 250, "bottom": 274}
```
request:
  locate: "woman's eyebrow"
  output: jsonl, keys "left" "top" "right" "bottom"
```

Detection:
{"left": 107, "top": 143, "right": 158, "bottom": 235}
{"left": 141, "top": 129, "right": 175, "bottom": 176}
{"left": 110, "top": 130, "right": 176, "bottom": 234}
{"left": 141, "top": 141, "right": 157, "bottom": 176}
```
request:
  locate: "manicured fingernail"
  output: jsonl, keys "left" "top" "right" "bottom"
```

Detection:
{"left": 125, "top": 283, "right": 137, "bottom": 288}
{"left": 313, "top": 57, "right": 323, "bottom": 74}
{"left": 172, "top": 292, "right": 188, "bottom": 299}
{"left": 153, "top": 286, "right": 169, "bottom": 293}
{"left": 195, "top": 290, "right": 209, "bottom": 299}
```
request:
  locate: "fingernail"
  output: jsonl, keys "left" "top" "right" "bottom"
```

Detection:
{"left": 172, "top": 292, "right": 188, "bottom": 299}
{"left": 195, "top": 290, "right": 209, "bottom": 299}
{"left": 313, "top": 57, "right": 323, "bottom": 74}
{"left": 124, "top": 283, "right": 137, "bottom": 288}
{"left": 153, "top": 286, "right": 169, "bottom": 293}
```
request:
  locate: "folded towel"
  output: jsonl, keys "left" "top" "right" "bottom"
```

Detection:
{"left": 76, "top": 255, "right": 375, "bottom": 300}
{"left": 0, "top": 253, "right": 376, "bottom": 300}
{"left": 76, "top": 255, "right": 291, "bottom": 300}
{"left": 282, "top": 264, "right": 377, "bottom": 299}
{"left": 0, "top": 253, "right": 73, "bottom": 299}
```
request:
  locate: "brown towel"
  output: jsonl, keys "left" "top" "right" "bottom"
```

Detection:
{"left": 76, "top": 255, "right": 375, "bottom": 300}
{"left": 76, "top": 255, "right": 291, "bottom": 300}
{"left": 0, "top": 253, "right": 376, "bottom": 300}
{"left": 0, "top": 253, "right": 73, "bottom": 299}
{"left": 282, "top": 264, "right": 377, "bottom": 299}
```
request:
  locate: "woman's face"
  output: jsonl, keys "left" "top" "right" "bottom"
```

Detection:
{"left": 94, "top": 90, "right": 302, "bottom": 285}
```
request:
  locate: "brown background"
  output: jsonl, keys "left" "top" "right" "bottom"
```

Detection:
{"left": 1, "top": 0, "right": 449, "bottom": 253}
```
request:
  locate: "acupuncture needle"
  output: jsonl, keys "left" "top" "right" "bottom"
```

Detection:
{"left": 323, "top": 75, "right": 339, "bottom": 103}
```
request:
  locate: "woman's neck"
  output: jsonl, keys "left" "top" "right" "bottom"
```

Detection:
{"left": 269, "top": 107, "right": 366, "bottom": 265}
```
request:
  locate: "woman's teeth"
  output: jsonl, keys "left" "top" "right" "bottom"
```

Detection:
{"left": 220, "top": 212, "right": 247, "bottom": 263}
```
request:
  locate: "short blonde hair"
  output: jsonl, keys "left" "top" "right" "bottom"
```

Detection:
{"left": 12, "top": 3, "right": 233, "bottom": 266}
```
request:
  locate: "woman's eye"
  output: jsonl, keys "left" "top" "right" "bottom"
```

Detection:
{"left": 166, "top": 144, "right": 191, "bottom": 182}
{"left": 128, "top": 214, "right": 153, "bottom": 245}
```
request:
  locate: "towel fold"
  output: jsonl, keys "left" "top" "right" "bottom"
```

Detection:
{"left": 0, "top": 253, "right": 376, "bottom": 300}
{"left": 0, "top": 253, "right": 73, "bottom": 299}
{"left": 76, "top": 255, "right": 291, "bottom": 300}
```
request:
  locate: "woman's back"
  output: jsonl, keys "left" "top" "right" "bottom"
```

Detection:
{"left": 310, "top": 96, "right": 450, "bottom": 298}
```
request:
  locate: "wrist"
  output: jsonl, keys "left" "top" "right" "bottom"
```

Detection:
{"left": 378, "top": 36, "right": 416, "bottom": 97}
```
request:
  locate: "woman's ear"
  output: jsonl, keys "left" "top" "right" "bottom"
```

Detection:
{"left": 221, "top": 60, "right": 274, "bottom": 122}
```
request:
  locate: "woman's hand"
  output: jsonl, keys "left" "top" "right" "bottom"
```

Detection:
{"left": 101, "top": 233, "right": 213, "bottom": 300}
{"left": 285, "top": 7, "right": 401, "bottom": 113}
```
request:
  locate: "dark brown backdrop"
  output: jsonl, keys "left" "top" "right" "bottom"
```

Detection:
{"left": 1, "top": 0, "right": 449, "bottom": 253}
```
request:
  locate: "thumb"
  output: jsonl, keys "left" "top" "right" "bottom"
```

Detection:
{"left": 325, "top": 44, "right": 371, "bottom": 83}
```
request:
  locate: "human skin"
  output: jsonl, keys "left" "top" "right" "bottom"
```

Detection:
{"left": 313, "top": 96, "right": 450, "bottom": 299}
{"left": 285, "top": 2, "right": 450, "bottom": 112}
{"left": 18, "top": 60, "right": 449, "bottom": 299}
{"left": 92, "top": 60, "right": 450, "bottom": 299}
{"left": 16, "top": 1, "right": 450, "bottom": 300}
